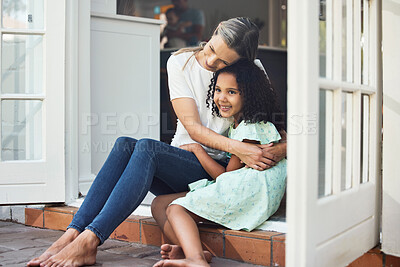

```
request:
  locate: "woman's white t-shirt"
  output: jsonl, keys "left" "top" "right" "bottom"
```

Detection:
{"left": 167, "top": 51, "right": 266, "bottom": 160}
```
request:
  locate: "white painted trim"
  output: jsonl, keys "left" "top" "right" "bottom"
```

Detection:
{"left": 382, "top": 0, "right": 400, "bottom": 256}
{"left": 90, "top": 12, "right": 163, "bottom": 25}
{"left": 65, "top": 0, "right": 80, "bottom": 202}
{"left": 286, "top": 0, "right": 319, "bottom": 266}
{"left": 78, "top": 1, "right": 97, "bottom": 193}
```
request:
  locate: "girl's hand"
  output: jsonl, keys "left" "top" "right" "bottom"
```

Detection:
{"left": 179, "top": 143, "right": 204, "bottom": 153}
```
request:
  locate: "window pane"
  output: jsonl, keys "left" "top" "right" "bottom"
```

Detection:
{"left": 341, "top": 92, "right": 353, "bottom": 191}
{"left": 2, "top": 0, "right": 44, "bottom": 29}
{"left": 342, "top": 0, "right": 347, "bottom": 81}
{"left": 360, "top": 94, "right": 369, "bottom": 183}
{"left": 319, "top": 89, "right": 333, "bottom": 197}
{"left": 1, "top": 100, "right": 42, "bottom": 161}
{"left": 319, "top": 0, "right": 327, "bottom": 78}
{"left": 1, "top": 34, "right": 43, "bottom": 94}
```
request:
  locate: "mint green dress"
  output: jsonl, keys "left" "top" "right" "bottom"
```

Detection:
{"left": 171, "top": 121, "right": 287, "bottom": 231}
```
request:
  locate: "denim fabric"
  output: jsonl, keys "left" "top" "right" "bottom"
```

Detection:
{"left": 68, "top": 137, "right": 216, "bottom": 244}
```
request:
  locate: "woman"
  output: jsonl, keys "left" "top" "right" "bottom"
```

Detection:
{"left": 28, "top": 17, "right": 287, "bottom": 267}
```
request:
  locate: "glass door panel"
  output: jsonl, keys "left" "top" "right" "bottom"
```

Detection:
{"left": 2, "top": 0, "right": 44, "bottom": 29}
{"left": 1, "top": 100, "right": 42, "bottom": 161}
{"left": 1, "top": 34, "right": 43, "bottom": 94}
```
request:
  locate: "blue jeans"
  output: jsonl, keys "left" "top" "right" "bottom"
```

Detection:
{"left": 68, "top": 137, "right": 218, "bottom": 244}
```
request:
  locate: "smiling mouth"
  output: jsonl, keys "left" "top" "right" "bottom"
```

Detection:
{"left": 219, "top": 105, "right": 231, "bottom": 112}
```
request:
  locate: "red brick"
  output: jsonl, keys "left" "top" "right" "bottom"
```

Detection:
{"left": 44, "top": 210, "right": 73, "bottom": 231}
{"left": 225, "top": 234, "right": 271, "bottom": 266}
{"left": 25, "top": 208, "right": 44, "bottom": 228}
{"left": 110, "top": 220, "right": 140, "bottom": 242}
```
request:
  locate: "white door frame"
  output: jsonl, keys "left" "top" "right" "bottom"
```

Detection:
{"left": 286, "top": 0, "right": 382, "bottom": 266}
{"left": 0, "top": 0, "right": 66, "bottom": 204}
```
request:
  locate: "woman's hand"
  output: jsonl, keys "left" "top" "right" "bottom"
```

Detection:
{"left": 179, "top": 143, "right": 204, "bottom": 153}
{"left": 235, "top": 142, "right": 287, "bottom": 170}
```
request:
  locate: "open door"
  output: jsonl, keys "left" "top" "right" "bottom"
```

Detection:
{"left": 286, "top": 0, "right": 382, "bottom": 266}
{"left": 0, "top": 0, "right": 65, "bottom": 204}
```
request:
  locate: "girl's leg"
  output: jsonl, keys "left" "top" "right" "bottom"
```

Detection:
{"left": 154, "top": 204, "right": 209, "bottom": 267}
{"left": 152, "top": 193, "right": 187, "bottom": 245}
{"left": 151, "top": 194, "right": 213, "bottom": 263}
{"left": 27, "top": 136, "right": 138, "bottom": 266}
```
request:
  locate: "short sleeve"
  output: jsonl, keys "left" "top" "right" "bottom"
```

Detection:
{"left": 167, "top": 54, "right": 194, "bottom": 101}
{"left": 229, "top": 122, "right": 281, "bottom": 145}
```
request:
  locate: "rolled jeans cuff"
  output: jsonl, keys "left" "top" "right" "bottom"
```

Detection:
{"left": 67, "top": 223, "right": 85, "bottom": 233}
{"left": 86, "top": 225, "right": 107, "bottom": 245}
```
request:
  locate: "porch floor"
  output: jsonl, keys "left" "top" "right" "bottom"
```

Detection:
{"left": 0, "top": 220, "right": 260, "bottom": 266}
{"left": 22, "top": 206, "right": 400, "bottom": 267}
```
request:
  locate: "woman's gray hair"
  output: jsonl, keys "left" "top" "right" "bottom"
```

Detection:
{"left": 214, "top": 17, "right": 259, "bottom": 61}
{"left": 174, "top": 17, "right": 259, "bottom": 68}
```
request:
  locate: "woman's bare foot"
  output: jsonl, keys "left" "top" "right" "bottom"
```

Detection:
{"left": 40, "top": 229, "right": 100, "bottom": 267}
{"left": 153, "top": 258, "right": 210, "bottom": 267}
{"left": 160, "top": 244, "right": 212, "bottom": 263}
{"left": 27, "top": 228, "right": 80, "bottom": 266}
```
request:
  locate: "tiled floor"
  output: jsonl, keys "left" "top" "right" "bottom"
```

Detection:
{"left": 0, "top": 221, "right": 262, "bottom": 266}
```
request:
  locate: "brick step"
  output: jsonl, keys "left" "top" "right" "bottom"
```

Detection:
{"left": 25, "top": 206, "right": 286, "bottom": 266}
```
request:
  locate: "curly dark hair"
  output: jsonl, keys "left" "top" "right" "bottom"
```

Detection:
{"left": 206, "top": 59, "right": 284, "bottom": 131}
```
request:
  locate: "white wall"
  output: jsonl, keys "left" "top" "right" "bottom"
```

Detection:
{"left": 382, "top": 0, "right": 400, "bottom": 257}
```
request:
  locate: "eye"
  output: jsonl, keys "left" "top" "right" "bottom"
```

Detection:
{"left": 215, "top": 88, "right": 221, "bottom": 93}
{"left": 209, "top": 45, "right": 215, "bottom": 53}
{"left": 228, "top": 90, "right": 237, "bottom": 95}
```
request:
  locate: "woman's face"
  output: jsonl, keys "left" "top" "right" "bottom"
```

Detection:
{"left": 199, "top": 35, "right": 240, "bottom": 72}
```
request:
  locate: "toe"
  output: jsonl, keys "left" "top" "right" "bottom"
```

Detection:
{"left": 160, "top": 244, "right": 172, "bottom": 252}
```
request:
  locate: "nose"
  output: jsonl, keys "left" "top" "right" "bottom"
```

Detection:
{"left": 217, "top": 91, "right": 227, "bottom": 102}
{"left": 208, "top": 54, "right": 218, "bottom": 66}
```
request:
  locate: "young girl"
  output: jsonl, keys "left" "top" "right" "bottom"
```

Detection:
{"left": 152, "top": 59, "right": 287, "bottom": 267}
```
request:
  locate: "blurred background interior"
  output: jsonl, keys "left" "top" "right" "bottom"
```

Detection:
{"left": 116, "top": 0, "right": 288, "bottom": 144}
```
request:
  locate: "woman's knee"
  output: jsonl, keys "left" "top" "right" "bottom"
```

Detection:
{"left": 114, "top": 136, "right": 137, "bottom": 153}
{"left": 135, "top": 138, "right": 165, "bottom": 154}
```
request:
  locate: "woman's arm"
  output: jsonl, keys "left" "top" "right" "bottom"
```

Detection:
{"left": 180, "top": 143, "right": 243, "bottom": 179}
{"left": 172, "top": 98, "right": 277, "bottom": 170}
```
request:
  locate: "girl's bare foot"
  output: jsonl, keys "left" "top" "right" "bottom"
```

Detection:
{"left": 40, "top": 229, "right": 99, "bottom": 267}
{"left": 27, "top": 228, "right": 79, "bottom": 266}
{"left": 153, "top": 258, "right": 210, "bottom": 267}
{"left": 160, "top": 244, "right": 212, "bottom": 263}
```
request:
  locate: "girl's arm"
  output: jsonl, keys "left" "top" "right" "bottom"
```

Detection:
{"left": 180, "top": 143, "right": 244, "bottom": 179}
{"left": 172, "top": 98, "right": 276, "bottom": 170}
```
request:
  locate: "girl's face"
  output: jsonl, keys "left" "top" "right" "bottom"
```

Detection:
{"left": 199, "top": 35, "right": 240, "bottom": 72}
{"left": 213, "top": 72, "right": 243, "bottom": 123}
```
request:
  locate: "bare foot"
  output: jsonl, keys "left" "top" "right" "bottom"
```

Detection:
{"left": 27, "top": 228, "right": 79, "bottom": 266}
{"left": 40, "top": 229, "right": 100, "bottom": 267}
{"left": 153, "top": 258, "right": 210, "bottom": 267}
{"left": 160, "top": 244, "right": 212, "bottom": 263}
